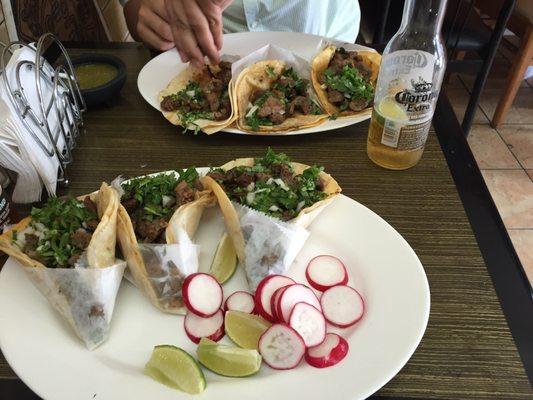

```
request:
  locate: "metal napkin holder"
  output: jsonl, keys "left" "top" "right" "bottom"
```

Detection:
{"left": 0, "top": 33, "right": 86, "bottom": 186}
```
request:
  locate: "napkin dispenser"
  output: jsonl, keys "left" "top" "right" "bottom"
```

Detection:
{"left": 0, "top": 33, "right": 85, "bottom": 203}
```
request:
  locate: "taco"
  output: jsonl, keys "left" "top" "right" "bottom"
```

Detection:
{"left": 0, "top": 182, "right": 124, "bottom": 349}
{"left": 116, "top": 168, "right": 215, "bottom": 314}
{"left": 201, "top": 149, "right": 341, "bottom": 278}
{"left": 311, "top": 45, "right": 381, "bottom": 117}
{"left": 234, "top": 60, "right": 328, "bottom": 133}
{"left": 159, "top": 61, "right": 236, "bottom": 134}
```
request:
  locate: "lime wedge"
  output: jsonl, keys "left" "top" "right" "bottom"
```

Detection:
{"left": 197, "top": 338, "right": 262, "bottom": 377}
{"left": 144, "top": 345, "right": 206, "bottom": 394}
{"left": 225, "top": 310, "right": 271, "bottom": 350}
{"left": 379, "top": 96, "right": 409, "bottom": 122}
{"left": 209, "top": 233, "right": 237, "bottom": 284}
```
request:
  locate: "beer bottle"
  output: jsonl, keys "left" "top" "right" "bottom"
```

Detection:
{"left": 367, "top": 0, "right": 447, "bottom": 170}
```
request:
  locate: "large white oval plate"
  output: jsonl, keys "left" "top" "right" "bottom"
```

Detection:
{"left": 0, "top": 191, "right": 429, "bottom": 400}
{"left": 137, "top": 31, "right": 374, "bottom": 136}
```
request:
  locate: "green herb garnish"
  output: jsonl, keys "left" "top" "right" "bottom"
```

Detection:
{"left": 324, "top": 65, "right": 374, "bottom": 103}
{"left": 27, "top": 198, "right": 97, "bottom": 268}
{"left": 266, "top": 65, "right": 276, "bottom": 78}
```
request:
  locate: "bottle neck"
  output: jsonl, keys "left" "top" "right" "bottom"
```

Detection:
{"left": 399, "top": 0, "right": 448, "bottom": 35}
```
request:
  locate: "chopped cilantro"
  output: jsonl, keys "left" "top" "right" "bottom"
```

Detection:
{"left": 324, "top": 64, "right": 374, "bottom": 103}
{"left": 266, "top": 65, "right": 276, "bottom": 78}
{"left": 11, "top": 230, "right": 17, "bottom": 242}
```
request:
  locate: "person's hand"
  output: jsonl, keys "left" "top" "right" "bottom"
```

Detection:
{"left": 123, "top": 0, "right": 174, "bottom": 51}
{"left": 164, "top": 0, "right": 233, "bottom": 67}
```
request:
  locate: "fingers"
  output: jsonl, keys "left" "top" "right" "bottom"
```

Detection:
{"left": 166, "top": 0, "right": 220, "bottom": 67}
{"left": 136, "top": 3, "right": 174, "bottom": 50}
{"left": 198, "top": 3, "right": 224, "bottom": 51}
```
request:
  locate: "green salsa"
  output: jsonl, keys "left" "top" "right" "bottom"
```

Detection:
{"left": 75, "top": 63, "right": 118, "bottom": 90}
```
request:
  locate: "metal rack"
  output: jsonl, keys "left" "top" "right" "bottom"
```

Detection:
{"left": 0, "top": 33, "right": 86, "bottom": 186}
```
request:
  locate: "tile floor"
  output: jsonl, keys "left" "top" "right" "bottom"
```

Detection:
{"left": 447, "top": 54, "right": 533, "bottom": 286}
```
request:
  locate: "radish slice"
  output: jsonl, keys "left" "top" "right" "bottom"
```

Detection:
{"left": 306, "top": 255, "right": 348, "bottom": 292}
{"left": 270, "top": 285, "right": 292, "bottom": 322}
{"left": 254, "top": 275, "right": 296, "bottom": 321}
{"left": 224, "top": 291, "right": 255, "bottom": 314}
{"left": 182, "top": 273, "right": 223, "bottom": 317}
{"left": 258, "top": 324, "right": 305, "bottom": 370}
{"left": 289, "top": 302, "right": 326, "bottom": 347}
{"left": 279, "top": 284, "right": 321, "bottom": 323}
{"left": 184, "top": 309, "right": 225, "bottom": 344}
{"left": 305, "top": 333, "right": 349, "bottom": 368}
{"left": 320, "top": 285, "right": 364, "bottom": 328}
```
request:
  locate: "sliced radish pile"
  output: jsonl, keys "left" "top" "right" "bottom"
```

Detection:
{"left": 184, "top": 309, "right": 224, "bottom": 344}
{"left": 320, "top": 285, "right": 364, "bottom": 328}
{"left": 278, "top": 284, "right": 321, "bottom": 323}
{"left": 254, "top": 275, "right": 296, "bottom": 321}
{"left": 305, "top": 333, "right": 349, "bottom": 368}
{"left": 289, "top": 302, "right": 326, "bottom": 347}
{"left": 224, "top": 291, "right": 255, "bottom": 314}
{"left": 306, "top": 255, "right": 348, "bottom": 292}
{"left": 183, "top": 273, "right": 223, "bottom": 317}
{"left": 259, "top": 324, "right": 305, "bottom": 370}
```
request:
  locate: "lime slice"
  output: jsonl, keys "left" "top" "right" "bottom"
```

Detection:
{"left": 197, "top": 338, "right": 262, "bottom": 377}
{"left": 144, "top": 345, "right": 206, "bottom": 394}
{"left": 379, "top": 96, "right": 409, "bottom": 122}
{"left": 225, "top": 310, "right": 271, "bottom": 350}
{"left": 209, "top": 233, "right": 237, "bottom": 284}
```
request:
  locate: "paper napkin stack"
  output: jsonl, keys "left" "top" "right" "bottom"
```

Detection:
{"left": 0, "top": 45, "right": 75, "bottom": 203}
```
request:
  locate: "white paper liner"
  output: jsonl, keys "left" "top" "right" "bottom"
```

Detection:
{"left": 230, "top": 44, "right": 322, "bottom": 104}
{"left": 233, "top": 202, "right": 309, "bottom": 291}
{"left": 313, "top": 38, "right": 380, "bottom": 55}
{"left": 23, "top": 259, "right": 126, "bottom": 350}
{"left": 134, "top": 234, "right": 199, "bottom": 311}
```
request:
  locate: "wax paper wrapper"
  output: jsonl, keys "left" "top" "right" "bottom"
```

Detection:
{"left": 231, "top": 44, "right": 321, "bottom": 101}
{"left": 234, "top": 203, "right": 310, "bottom": 291}
{"left": 23, "top": 259, "right": 126, "bottom": 350}
{"left": 126, "top": 231, "right": 200, "bottom": 314}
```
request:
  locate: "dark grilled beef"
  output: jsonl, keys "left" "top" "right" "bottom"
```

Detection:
{"left": 136, "top": 218, "right": 168, "bottom": 243}
{"left": 175, "top": 180, "right": 195, "bottom": 206}
{"left": 70, "top": 229, "right": 92, "bottom": 250}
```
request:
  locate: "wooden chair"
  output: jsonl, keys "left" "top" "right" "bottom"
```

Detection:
{"left": 490, "top": 0, "right": 533, "bottom": 127}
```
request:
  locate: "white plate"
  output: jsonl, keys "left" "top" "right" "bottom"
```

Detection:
{"left": 137, "top": 31, "right": 374, "bottom": 136}
{"left": 0, "top": 191, "right": 430, "bottom": 400}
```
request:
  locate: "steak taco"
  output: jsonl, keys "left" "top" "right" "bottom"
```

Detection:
{"left": 201, "top": 149, "right": 341, "bottom": 264}
{"left": 0, "top": 183, "right": 124, "bottom": 350}
{"left": 234, "top": 61, "right": 328, "bottom": 133}
{"left": 159, "top": 61, "right": 236, "bottom": 134}
{"left": 116, "top": 168, "right": 215, "bottom": 313}
{"left": 311, "top": 45, "right": 381, "bottom": 117}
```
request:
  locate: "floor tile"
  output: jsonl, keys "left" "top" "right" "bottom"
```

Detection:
{"left": 499, "top": 125, "right": 533, "bottom": 169}
{"left": 458, "top": 60, "right": 530, "bottom": 91}
{"left": 481, "top": 170, "right": 533, "bottom": 229}
{"left": 446, "top": 87, "right": 489, "bottom": 125}
{"left": 467, "top": 125, "right": 521, "bottom": 169}
{"left": 508, "top": 229, "right": 533, "bottom": 285}
{"left": 479, "top": 88, "right": 533, "bottom": 125}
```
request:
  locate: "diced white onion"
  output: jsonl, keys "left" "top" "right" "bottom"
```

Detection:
{"left": 274, "top": 178, "right": 290, "bottom": 191}
{"left": 246, "top": 192, "right": 255, "bottom": 205}
{"left": 186, "top": 90, "right": 196, "bottom": 97}
{"left": 246, "top": 182, "right": 255, "bottom": 192}
{"left": 269, "top": 205, "right": 279, "bottom": 212}
{"left": 266, "top": 177, "right": 274, "bottom": 185}
{"left": 246, "top": 105, "right": 259, "bottom": 118}
{"left": 296, "top": 201, "right": 305, "bottom": 211}
{"left": 162, "top": 195, "right": 175, "bottom": 207}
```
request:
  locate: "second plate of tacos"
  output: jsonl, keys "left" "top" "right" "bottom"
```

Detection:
{"left": 158, "top": 60, "right": 237, "bottom": 134}
{"left": 311, "top": 45, "right": 381, "bottom": 118}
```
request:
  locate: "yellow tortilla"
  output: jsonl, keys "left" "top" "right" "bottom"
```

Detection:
{"left": 233, "top": 60, "right": 328, "bottom": 134}
{"left": 116, "top": 184, "right": 216, "bottom": 314}
{"left": 200, "top": 158, "right": 341, "bottom": 266}
{"left": 311, "top": 45, "right": 381, "bottom": 118}
{"left": 158, "top": 65, "right": 237, "bottom": 135}
{"left": 0, "top": 182, "right": 119, "bottom": 269}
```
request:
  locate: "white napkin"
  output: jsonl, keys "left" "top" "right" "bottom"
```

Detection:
{"left": 0, "top": 44, "right": 75, "bottom": 203}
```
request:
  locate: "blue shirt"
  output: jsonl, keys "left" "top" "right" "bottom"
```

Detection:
{"left": 223, "top": 0, "right": 361, "bottom": 43}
